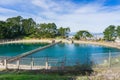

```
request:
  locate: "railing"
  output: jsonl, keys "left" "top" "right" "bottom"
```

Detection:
{"left": 0, "top": 52, "right": 120, "bottom": 70}
{"left": 0, "top": 56, "right": 65, "bottom": 70}
{"left": 89, "top": 52, "right": 120, "bottom": 69}
{"left": 0, "top": 39, "right": 22, "bottom": 44}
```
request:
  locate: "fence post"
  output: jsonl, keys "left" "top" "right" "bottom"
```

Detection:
{"left": 62, "top": 56, "right": 66, "bottom": 70}
{"left": 109, "top": 51, "right": 111, "bottom": 68}
{"left": 61, "top": 62, "right": 64, "bottom": 70}
{"left": 31, "top": 57, "right": 34, "bottom": 70}
{"left": 45, "top": 56, "right": 48, "bottom": 70}
{"left": 17, "top": 60, "right": 20, "bottom": 69}
{"left": 4, "top": 59, "right": 7, "bottom": 69}
{"left": 86, "top": 52, "right": 88, "bottom": 67}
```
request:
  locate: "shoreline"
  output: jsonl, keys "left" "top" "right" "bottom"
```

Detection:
{"left": 0, "top": 39, "right": 120, "bottom": 49}
{"left": 73, "top": 40, "right": 120, "bottom": 49}
{"left": 0, "top": 39, "right": 120, "bottom": 70}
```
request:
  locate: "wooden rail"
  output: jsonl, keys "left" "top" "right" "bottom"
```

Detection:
{"left": 7, "top": 41, "right": 62, "bottom": 63}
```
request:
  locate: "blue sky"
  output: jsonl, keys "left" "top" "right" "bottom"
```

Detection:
{"left": 0, "top": 0, "right": 120, "bottom": 33}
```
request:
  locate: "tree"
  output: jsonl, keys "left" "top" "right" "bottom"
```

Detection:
{"left": 103, "top": 25, "right": 116, "bottom": 41}
{"left": 6, "top": 16, "right": 23, "bottom": 37}
{"left": 74, "top": 30, "right": 93, "bottom": 40}
{"left": 0, "top": 21, "right": 7, "bottom": 38}
{"left": 0, "top": 16, "right": 37, "bottom": 39}
{"left": 65, "top": 27, "right": 70, "bottom": 37}
{"left": 38, "top": 23, "right": 57, "bottom": 38}
{"left": 21, "top": 18, "right": 36, "bottom": 35}
{"left": 116, "top": 26, "right": 120, "bottom": 38}
{"left": 58, "top": 27, "right": 70, "bottom": 38}
{"left": 47, "top": 23, "right": 57, "bottom": 37}
{"left": 0, "top": 16, "right": 71, "bottom": 39}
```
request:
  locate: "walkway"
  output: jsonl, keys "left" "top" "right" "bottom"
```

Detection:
{"left": 7, "top": 41, "right": 62, "bottom": 63}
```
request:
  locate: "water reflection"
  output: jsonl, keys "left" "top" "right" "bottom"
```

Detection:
{"left": 31, "top": 43, "right": 120, "bottom": 65}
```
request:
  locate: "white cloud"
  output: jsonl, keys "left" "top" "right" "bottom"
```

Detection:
{"left": 55, "top": 8, "right": 120, "bottom": 33}
{"left": 0, "top": 7, "right": 42, "bottom": 21}
{"left": 0, "top": 0, "right": 120, "bottom": 33}
{"left": 31, "top": 0, "right": 76, "bottom": 13}
{"left": 32, "top": 0, "right": 49, "bottom": 9}
{"left": 31, "top": 0, "right": 60, "bottom": 11}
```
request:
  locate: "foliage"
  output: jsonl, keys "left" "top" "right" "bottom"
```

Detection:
{"left": 103, "top": 25, "right": 116, "bottom": 41}
{"left": 0, "top": 16, "right": 36, "bottom": 39}
{"left": 1, "top": 16, "right": 120, "bottom": 41}
{"left": 0, "top": 21, "right": 7, "bottom": 38}
{"left": 37, "top": 23, "right": 57, "bottom": 38}
{"left": 58, "top": 27, "right": 70, "bottom": 38}
{"left": 74, "top": 30, "right": 93, "bottom": 40}
{"left": 21, "top": 18, "right": 36, "bottom": 35}
{"left": 116, "top": 26, "right": 120, "bottom": 38}
{"left": 0, "top": 16, "right": 70, "bottom": 39}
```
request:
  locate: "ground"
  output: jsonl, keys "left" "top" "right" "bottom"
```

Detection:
{"left": 0, "top": 39, "right": 120, "bottom": 80}
{"left": 0, "top": 69, "right": 120, "bottom": 80}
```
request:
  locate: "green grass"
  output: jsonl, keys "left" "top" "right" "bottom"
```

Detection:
{"left": 0, "top": 74, "right": 69, "bottom": 80}
{"left": 0, "top": 70, "right": 71, "bottom": 80}
{"left": 0, "top": 74, "right": 70, "bottom": 80}
{"left": 0, "top": 69, "right": 93, "bottom": 80}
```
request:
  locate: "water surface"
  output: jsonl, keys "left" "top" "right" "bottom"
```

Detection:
{"left": 31, "top": 43, "right": 120, "bottom": 57}
{"left": 0, "top": 43, "right": 49, "bottom": 56}
{"left": 30, "top": 43, "right": 120, "bottom": 64}
{"left": 0, "top": 43, "right": 120, "bottom": 65}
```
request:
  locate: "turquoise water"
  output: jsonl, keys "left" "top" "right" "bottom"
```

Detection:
{"left": 0, "top": 43, "right": 49, "bottom": 56}
{"left": 30, "top": 43, "right": 120, "bottom": 57}
{"left": 0, "top": 43, "right": 120, "bottom": 65}
{"left": 29, "top": 43, "right": 120, "bottom": 65}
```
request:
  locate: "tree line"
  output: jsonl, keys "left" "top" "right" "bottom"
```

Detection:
{"left": 0, "top": 16, "right": 70, "bottom": 39}
{"left": 0, "top": 16, "right": 119, "bottom": 41}
{"left": 74, "top": 25, "right": 120, "bottom": 41}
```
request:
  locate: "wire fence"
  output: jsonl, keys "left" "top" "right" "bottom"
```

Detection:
{"left": 0, "top": 52, "right": 120, "bottom": 70}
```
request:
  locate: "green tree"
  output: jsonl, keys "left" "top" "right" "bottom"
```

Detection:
{"left": 116, "top": 26, "right": 120, "bottom": 38}
{"left": 6, "top": 16, "right": 23, "bottom": 38}
{"left": 103, "top": 25, "right": 116, "bottom": 41}
{"left": 0, "top": 16, "right": 72, "bottom": 39}
{"left": 47, "top": 23, "right": 57, "bottom": 37}
{"left": 38, "top": 23, "right": 57, "bottom": 38}
{"left": 58, "top": 27, "right": 70, "bottom": 38}
{"left": 74, "top": 30, "right": 93, "bottom": 40}
{"left": 0, "top": 21, "right": 7, "bottom": 38}
{"left": 21, "top": 18, "right": 36, "bottom": 35}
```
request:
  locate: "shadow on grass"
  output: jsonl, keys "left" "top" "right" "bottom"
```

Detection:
{"left": 0, "top": 67, "right": 94, "bottom": 80}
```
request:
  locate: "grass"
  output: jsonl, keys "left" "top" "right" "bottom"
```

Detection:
{"left": 0, "top": 73, "right": 69, "bottom": 80}
{"left": 0, "top": 69, "right": 92, "bottom": 80}
{"left": 0, "top": 74, "right": 69, "bottom": 80}
{"left": 0, "top": 70, "right": 70, "bottom": 80}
